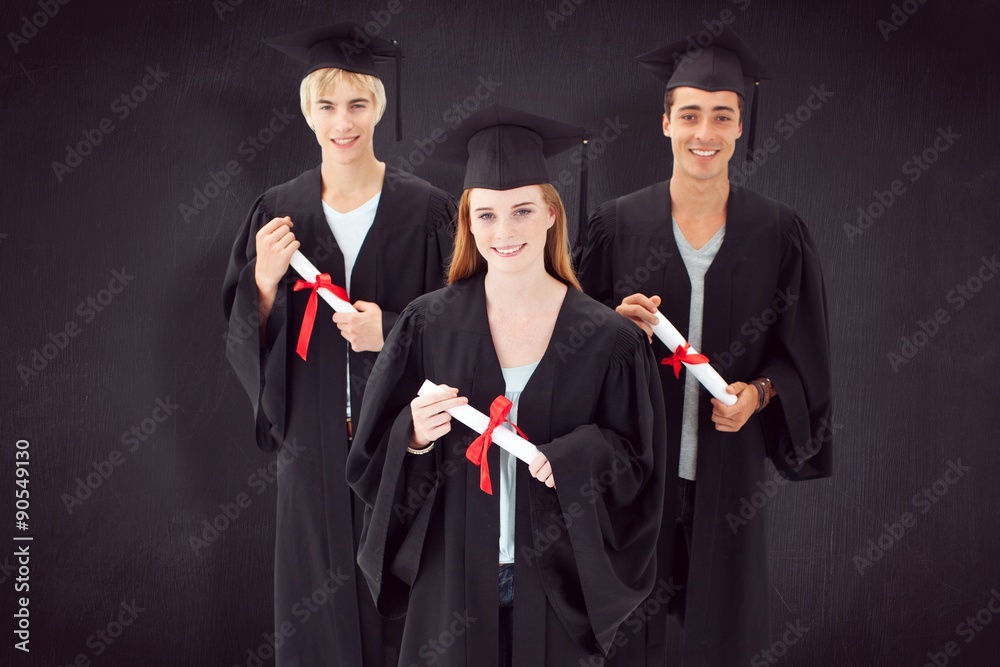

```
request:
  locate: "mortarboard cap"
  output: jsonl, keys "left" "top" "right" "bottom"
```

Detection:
{"left": 436, "top": 104, "right": 587, "bottom": 191}
{"left": 265, "top": 23, "right": 405, "bottom": 140}
{"left": 636, "top": 26, "right": 774, "bottom": 161}
{"left": 437, "top": 104, "right": 593, "bottom": 258}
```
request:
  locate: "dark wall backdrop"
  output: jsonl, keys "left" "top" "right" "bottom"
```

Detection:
{"left": 3, "top": 0, "right": 998, "bottom": 665}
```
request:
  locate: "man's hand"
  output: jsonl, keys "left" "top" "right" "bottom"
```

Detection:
{"left": 529, "top": 452, "right": 556, "bottom": 489}
{"left": 711, "top": 382, "right": 758, "bottom": 432}
{"left": 616, "top": 293, "right": 662, "bottom": 340}
{"left": 409, "top": 385, "right": 468, "bottom": 448}
{"left": 333, "top": 300, "right": 385, "bottom": 352}
{"left": 254, "top": 216, "right": 298, "bottom": 292}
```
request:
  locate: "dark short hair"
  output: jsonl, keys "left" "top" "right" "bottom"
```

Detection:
{"left": 663, "top": 88, "right": 745, "bottom": 122}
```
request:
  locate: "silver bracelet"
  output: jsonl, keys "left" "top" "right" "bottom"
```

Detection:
{"left": 407, "top": 442, "right": 435, "bottom": 455}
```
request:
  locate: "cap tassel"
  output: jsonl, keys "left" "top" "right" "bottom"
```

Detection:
{"left": 575, "top": 136, "right": 590, "bottom": 260}
{"left": 393, "top": 40, "right": 403, "bottom": 142}
{"left": 745, "top": 80, "right": 760, "bottom": 163}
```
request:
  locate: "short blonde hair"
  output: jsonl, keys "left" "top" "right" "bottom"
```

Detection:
{"left": 299, "top": 68, "right": 386, "bottom": 125}
{"left": 448, "top": 183, "right": 581, "bottom": 291}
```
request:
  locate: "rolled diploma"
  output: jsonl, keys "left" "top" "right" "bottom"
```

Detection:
{"left": 651, "top": 311, "right": 737, "bottom": 406}
{"left": 288, "top": 251, "right": 357, "bottom": 313}
{"left": 417, "top": 380, "right": 540, "bottom": 464}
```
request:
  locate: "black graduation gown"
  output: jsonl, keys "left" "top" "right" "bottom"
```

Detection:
{"left": 221, "top": 164, "right": 456, "bottom": 667}
{"left": 578, "top": 181, "right": 833, "bottom": 666}
{"left": 345, "top": 274, "right": 671, "bottom": 667}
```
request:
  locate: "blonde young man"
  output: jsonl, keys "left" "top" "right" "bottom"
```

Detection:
{"left": 222, "top": 23, "right": 455, "bottom": 667}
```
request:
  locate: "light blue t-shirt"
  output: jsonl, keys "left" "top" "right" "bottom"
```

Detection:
{"left": 498, "top": 361, "right": 539, "bottom": 564}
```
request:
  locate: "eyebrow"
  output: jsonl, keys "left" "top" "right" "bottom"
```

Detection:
{"left": 677, "top": 104, "right": 737, "bottom": 113}
{"left": 315, "top": 97, "right": 370, "bottom": 105}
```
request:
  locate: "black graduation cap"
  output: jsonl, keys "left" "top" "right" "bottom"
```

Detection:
{"left": 636, "top": 26, "right": 774, "bottom": 161}
{"left": 437, "top": 104, "right": 593, "bottom": 256}
{"left": 264, "top": 23, "right": 404, "bottom": 140}
{"left": 436, "top": 104, "right": 587, "bottom": 191}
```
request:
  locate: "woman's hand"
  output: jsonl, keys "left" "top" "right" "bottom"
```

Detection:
{"left": 529, "top": 452, "right": 556, "bottom": 488}
{"left": 409, "top": 385, "right": 468, "bottom": 449}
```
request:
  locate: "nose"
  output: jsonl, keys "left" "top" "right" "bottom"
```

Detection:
{"left": 333, "top": 108, "right": 354, "bottom": 132}
{"left": 495, "top": 215, "right": 518, "bottom": 239}
{"left": 693, "top": 117, "right": 717, "bottom": 144}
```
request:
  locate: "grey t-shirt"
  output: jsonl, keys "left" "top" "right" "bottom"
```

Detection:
{"left": 672, "top": 218, "right": 725, "bottom": 481}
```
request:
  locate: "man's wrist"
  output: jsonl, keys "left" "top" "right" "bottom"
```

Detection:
{"left": 751, "top": 377, "right": 774, "bottom": 412}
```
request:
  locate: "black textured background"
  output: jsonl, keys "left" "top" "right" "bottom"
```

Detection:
{"left": 2, "top": 0, "right": 998, "bottom": 665}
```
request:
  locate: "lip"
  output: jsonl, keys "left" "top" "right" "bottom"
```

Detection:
{"left": 491, "top": 243, "right": 526, "bottom": 258}
{"left": 689, "top": 148, "right": 720, "bottom": 160}
{"left": 331, "top": 136, "right": 360, "bottom": 149}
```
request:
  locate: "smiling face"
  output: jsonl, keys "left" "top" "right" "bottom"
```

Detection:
{"left": 662, "top": 86, "right": 743, "bottom": 184}
{"left": 307, "top": 80, "right": 380, "bottom": 166}
{"left": 467, "top": 185, "right": 555, "bottom": 276}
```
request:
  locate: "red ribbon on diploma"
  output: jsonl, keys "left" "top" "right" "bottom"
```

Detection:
{"left": 466, "top": 396, "right": 527, "bottom": 495}
{"left": 661, "top": 342, "right": 710, "bottom": 379}
{"left": 293, "top": 273, "right": 349, "bottom": 360}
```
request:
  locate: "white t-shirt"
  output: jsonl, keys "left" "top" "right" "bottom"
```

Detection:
{"left": 322, "top": 193, "right": 381, "bottom": 419}
{"left": 321, "top": 192, "right": 381, "bottom": 292}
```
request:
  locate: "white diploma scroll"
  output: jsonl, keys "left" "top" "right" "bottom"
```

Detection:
{"left": 651, "top": 311, "right": 737, "bottom": 406}
{"left": 288, "top": 251, "right": 357, "bottom": 313}
{"left": 417, "top": 380, "right": 540, "bottom": 464}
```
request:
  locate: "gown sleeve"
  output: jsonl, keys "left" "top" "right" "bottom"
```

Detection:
{"left": 379, "top": 190, "right": 457, "bottom": 338}
{"left": 534, "top": 318, "right": 668, "bottom": 654}
{"left": 576, "top": 201, "right": 618, "bottom": 309}
{"left": 347, "top": 299, "right": 441, "bottom": 618}
{"left": 757, "top": 213, "right": 834, "bottom": 481}
{"left": 221, "top": 193, "right": 290, "bottom": 453}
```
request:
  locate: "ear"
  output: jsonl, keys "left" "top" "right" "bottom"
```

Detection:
{"left": 662, "top": 113, "right": 670, "bottom": 137}
{"left": 547, "top": 204, "right": 556, "bottom": 230}
{"left": 736, "top": 119, "right": 743, "bottom": 140}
